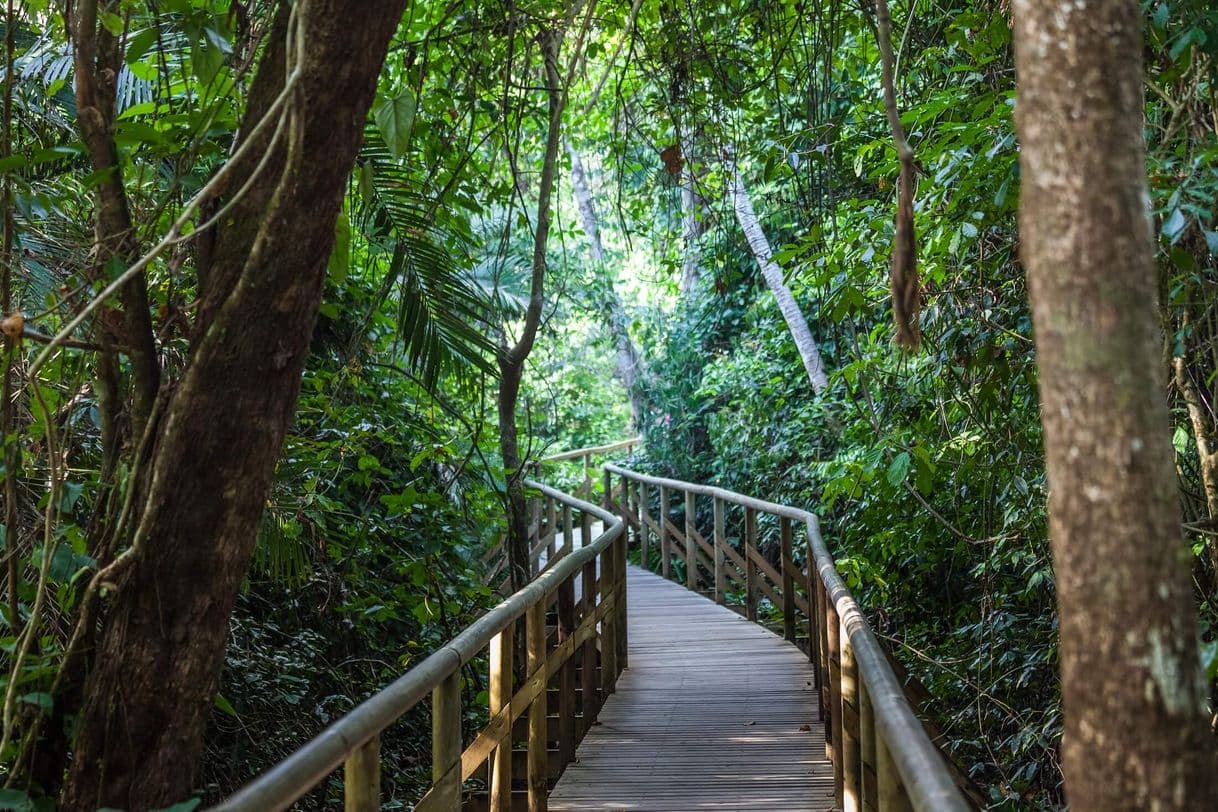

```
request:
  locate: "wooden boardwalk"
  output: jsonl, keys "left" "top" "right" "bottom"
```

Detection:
{"left": 549, "top": 565, "right": 835, "bottom": 811}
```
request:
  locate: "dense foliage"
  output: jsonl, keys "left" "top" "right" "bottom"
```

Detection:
{"left": 0, "top": 0, "right": 1213, "bottom": 809}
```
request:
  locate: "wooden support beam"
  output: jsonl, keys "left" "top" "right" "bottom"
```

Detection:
{"left": 684, "top": 490, "right": 697, "bottom": 591}
{"left": 877, "top": 731, "right": 914, "bottom": 812}
{"left": 432, "top": 670, "right": 463, "bottom": 812}
{"left": 557, "top": 573, "right": 577, "bottom": 770}
{"left": 490, "top": 622, "right": 514, "bottom": 811}
{"left": 640, "top": 481, "right": 651, "bottom": 569}
{"left": 826, "top": 588, "right": 844, "bottom": 810}
{"left": 659, "top": 485, "right": 671, "bottom": 580}
{"left": 780, "top": 516, "right": 796, "bottom": 643}
{"left": 860, "top": 675, "right": 878, "bottom": 812}
{"left": 744, "top": 507, "right": 759, "bottom": 622}
{"left": 526, "top": 602, "right": 548, "bottom": 812}
{"left": 344, "top": 734, "right": 380, "bottom": 812}
{"left": 713, "top": 495, "right": 726, "bottom": 604}
{"left": 580, "top": 536, "right": 601, "bottom": 732}
{"left": 841, "top": 615, "right": 862, "bottom": 812}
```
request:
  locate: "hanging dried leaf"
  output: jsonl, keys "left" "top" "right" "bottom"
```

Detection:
{"left": 660, "top": 144, "right": 684, "bottom": 176}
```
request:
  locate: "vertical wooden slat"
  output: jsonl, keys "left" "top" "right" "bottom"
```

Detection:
{"left": 546, "top": 495, "right": 557, "bottom": 565}
{"left": 640, "top": 481, "right": 651, "bottom": 570}
{"left": 432, "top": 669, "right": 462, "bottom": 811}
{"left": 557, "top": 573, "right": 577, "bottom": 770}
{"left": 601, "top": 534, "right": 618, "bottom": 693}
{"left": 526, "top": 601, "right": 548, "bottom": 812}
{"left": 826, "top": 588, "right": 843, "bottom": 810}
{"left": 344, "top": 733, "right": 380, "bottom": 812}
{"left": 877, "top": 731, "right": 914, "bottom": 812}
{"left": 816, "top": 570, "right": 830, "bottom": 718}
{"left": 580, "top": 510, "right": 600, "bottom": 732}
{"left": 744, "top": 507, "right": 758, "bottom": 622}
{"left": 684, "top": 490, "right": 697, "bottom": 591}
{"left": 807, "top": 532, "right": 820, "bottom": 673}
{"left": 615, "top": 511, "right": 629, "bottom": 673}
{"left": 659, "top": 485, "right": 671, "bottom": 580}
{"left": 860, "top": 675, "right": 878, "bottom": 812}
{"left": 581, "top": 452, "right": 591, "bottom": 500}
{"left": 561, "top": 503, "right": 573, "bottom": 556}
{"left": 713, "top": 496, "right": 726, "bottom": 604}
{"left": 490, "top": 622, "right": 514, "bottom": 811}
{"left": 780, "top": 516, "right": 796, "bottom": 643}
{"left": 602, "top": 469, "right": 612, "bottom": 512}
{"left": 841, "top": 616, "right": 861, "bottom": 812}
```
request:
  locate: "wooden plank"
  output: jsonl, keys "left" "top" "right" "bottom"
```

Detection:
{"left": 549, "top": 566, "right": 834, "bottom": 811}
{"left": 343, "top": 734, "right": 379, "bottom": 812}
{"left": 526, "top": 602, "right": 547, "bottom": 812}
{"left": 659, "top": 485, "right": 671, "bottom": 580}
{"left": 713, "top": 496, "right": 726, "bottom": 604}
{"left": 490, "top": 623, "right": 513, "bottom": 811}
{"left": 684, "top": 490, "right": 697, "bottom": 590}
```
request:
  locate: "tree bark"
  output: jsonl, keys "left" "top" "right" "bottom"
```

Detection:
{"left": 1012, "top": 2, "right": 1218, "bottom": 808}
{"left": 60, "top": 2, "right": 407, "bottom": 808}
{"left": 729, "top": 163, "right": 829, "bottom": 394}
{"left": 565, "top": 139, "right": 646, "bottom": 425}
{"left": 679, "top": 130, "right": 707, "bottom": 296}
{"left": 500, "top": 31, "right": 566, "bottom": 593}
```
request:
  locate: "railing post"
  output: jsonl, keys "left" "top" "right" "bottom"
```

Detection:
{"left": 344, "top": 734, "right": 380, "bottom": 812}
{"left": 581, "top": 452, "right": 591, "bottom": 500}
{"left": 561, "top": 503, "right": 573, "bottom": 556}
{"left": 780, "top": 516, "right": 796, "bottom": 643}
{"left": 684, "top": 490, "right": 697, "bottom": 591}
{"left": 713, "top": 496, "right": 726, "bottom": 604}
{"left": 432, "top": 669, "right": 462, "bottom": 811}
{"left": 557, "top": 571, "right": 577, "bottom": 774}
{"left": 600, "top": 531, "right": 618, "bottom": 692}
{"left": 807, "top": 532, "right": 821, "bottom": 674}
{"left": 546, "top": 494, "right": 557, "bottom": 566}
{"left": 616, "top": 506, "right": 629, "bottom": 673}
{"left": 640, "top": 481, "right": 651, "bottom": 570}
{"left": 841, "top": 616, "right": 862, "bottom": 812}
{"left": 602, "top": 469, "right": 612, "bottom": 512}
{"left": 659, "top": 485, "right": 671, "bottom": 580}
{"left": 526, "top": 601, "right": 548, "bottom": 812}
{"left": 490, "top": 621, "right": 514, "bottom": 811}
{"left": 826, "top": 588, "right": 843, "bottom": 810}
{"left": 580, "top": 511, "right": 601, "bottom": 731}
{"left": 877, "top": 731, "right": 914, "bottom": 812}
{"left": 815, "top": 569, "right": 830, "bottom": 716}
{"left": 744, "top": 507, "right": 758, "bottom": 622}
{"left": 860, "top": 675, "right": 878, "bottom": 812}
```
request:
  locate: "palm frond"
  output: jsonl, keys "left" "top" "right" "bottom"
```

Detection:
{"left": 355, "top": 132, "right": 497, "bottom": 388}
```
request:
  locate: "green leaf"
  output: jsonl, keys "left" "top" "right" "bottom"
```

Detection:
{"left": 1162, "top": 208, "right": 1187, "bottom": 243}
{"left": 1203, "top": 229, "right": 1218, "bottom": 256}
{"left": 885, "top": 452, "right": 911, "bottom": 487}
{"left": 214, "top": 692, "right": 239, "bottom": 719}
{"left": 153, "top": 800, "right": 202, "bottom": 812}
{"left": 19, "top": 692, "right": 52, "bottom": 714}
{"left": 373, "top": 89, "right": 416, "bottom": 158}
{"left": 1152, "top": 1, "right": 1169, "bottom": 32}
{"left": 1202, "top": 639, "right": 1218, "bottom": 681}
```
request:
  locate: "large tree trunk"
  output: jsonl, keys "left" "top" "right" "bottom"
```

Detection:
{"left": 565, "top": 140, "right": 646, "bottom": 425}
{"left": 60, "top": 2, "right": 407, "bottom": 809}
{"left": 729, "top": 163, "right": 829, "bottom": 394}
{"left": 1012, "top": 2, "right": 1218, "bottom": 808}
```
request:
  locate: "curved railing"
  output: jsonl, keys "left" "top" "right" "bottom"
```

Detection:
{"left": 209, "top": 481, "right": 627, "bottom": 812}
{"left": 602, "top": 463, "right": 972, "bottom": 812}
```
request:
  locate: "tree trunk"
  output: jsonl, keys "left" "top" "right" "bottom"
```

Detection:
{"left": 1012, "top": 2, "right": 1218, "bottom": 808}
{"left": 679, "top": 130, "right": 707, "bottom": 296}
{"left": 729, "top": 163, "right": 829, "bottom": 394}
{"left": 565, "top": 139, "right": 646, "bottom": 425}
{"left": 500, "top": 33, "right": 566, "bottom": 593}
{"left": 60, "top": 2, "right": 407, "bottom": 809}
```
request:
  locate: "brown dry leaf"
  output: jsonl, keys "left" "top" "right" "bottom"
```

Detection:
{"left": 1, "top": 312, "right": 24, "bottom": 341}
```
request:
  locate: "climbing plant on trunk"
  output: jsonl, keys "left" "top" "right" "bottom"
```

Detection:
{"left": 54, "top": 2, "right": 409, "bottom": 808}
{"left": 1012, "top": 0, "right": 1218, "bottom": 807}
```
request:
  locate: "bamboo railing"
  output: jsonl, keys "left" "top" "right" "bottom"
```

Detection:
{"left": 603, "top": 463, "right": 972, "bottom": 812}
{"left": 209, "top": 481, "right": 627, "bottom": 812}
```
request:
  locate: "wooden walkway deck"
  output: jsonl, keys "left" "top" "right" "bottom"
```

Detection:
{"left": 548, "top": 565, "right": 835, "bottom": 811}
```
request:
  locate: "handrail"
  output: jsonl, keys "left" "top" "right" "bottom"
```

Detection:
{"left": 210, "top": 480, "right": 628, "bottom": 812}
{"left": 540, "top": 436, "right": 641, "bottom": 463}
{"left": 603, "top": 463, "right": 970, "bottom": 812}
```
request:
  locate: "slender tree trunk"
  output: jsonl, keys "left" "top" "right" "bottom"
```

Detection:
{"left": 729, "top": 163, "right": 829, "bottom": 394}
{"left": 565, "top": 139, "right": 646, "bottom": 425}
{"left": 1172, "top": 314, "right": 1218, "bottom": 580}
{"left": 500, "top": 32, "right": 567, "bottom": 592}
{"left": 60, "top": 3, "right": 407, "bottom": 808}
{"left": 679, "top": 129, "right": 707, "bottom": 296}
{"left": 1012, "top": 2, "right": 1218, "bottom": 808}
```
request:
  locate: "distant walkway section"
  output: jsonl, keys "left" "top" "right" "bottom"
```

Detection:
{"left": 549, "top": 565, "right": 834, "bottom": 811}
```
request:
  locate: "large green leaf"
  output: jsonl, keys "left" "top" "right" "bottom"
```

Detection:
{"left": 373, "top": 89, "right": 416, "bottom": 159}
